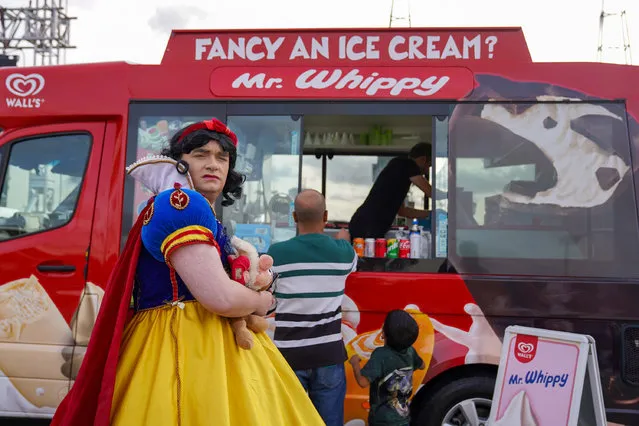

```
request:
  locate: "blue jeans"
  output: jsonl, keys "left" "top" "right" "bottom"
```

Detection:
{"left": 295, "top": 363, "right": 346, "bottom": 426}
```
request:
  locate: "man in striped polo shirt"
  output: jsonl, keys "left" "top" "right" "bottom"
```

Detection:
{"left": 267, "top": 189, "right": 357, "bottom": 426}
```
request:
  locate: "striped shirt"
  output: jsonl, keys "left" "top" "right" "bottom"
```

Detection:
{"left": 267, "top": 233, "right": 358, "bottom": 371}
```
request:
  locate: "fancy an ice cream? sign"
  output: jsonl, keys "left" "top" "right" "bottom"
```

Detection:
{"left": 196, "top": 33, "right": 484, "bottom": 99}
{"left": 158, "top": 29, "right": 534, "bottom": 100}
{"left": 488, "top": 326, "right": 608, "bottom": 426}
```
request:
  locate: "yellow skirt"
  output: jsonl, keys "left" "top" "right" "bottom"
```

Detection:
{"left": 110, "top": 301, "right": 325, "bottom": 426}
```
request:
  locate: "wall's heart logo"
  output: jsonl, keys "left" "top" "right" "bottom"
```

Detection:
{"left": 517, "top": 342, "right": 534, "bottom": 354}
{"left": 514, "top": 334, "right": 538, "bottom": 363}
{"left": 5, "top": 73, "right": 45, "bottom": 97}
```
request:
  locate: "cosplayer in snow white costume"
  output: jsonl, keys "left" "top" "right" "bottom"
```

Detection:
{"left": 51, "top": 119, "right": 325, "bottom": 426}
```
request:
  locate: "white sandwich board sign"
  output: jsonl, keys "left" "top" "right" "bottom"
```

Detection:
{"left": 488, "top": 325, "right": 607, "bottom": 426}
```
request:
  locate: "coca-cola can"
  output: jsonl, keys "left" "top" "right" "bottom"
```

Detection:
{"left": 399, "top": 239, "right": 411, "bottom": 258}
{"left": 375, "top": 238, "right": 387, "bottom": 258}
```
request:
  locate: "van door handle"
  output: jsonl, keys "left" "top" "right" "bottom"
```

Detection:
{"left": 37, "top": 264, "right": 76, "bottom": 273}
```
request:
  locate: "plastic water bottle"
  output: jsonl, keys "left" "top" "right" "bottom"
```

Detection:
{"left": 409, "top": 218, "right": 421, "bottom": 259}
{"left": 420, "top": 229, "right": 432, "bottom": 259}
{"left": 288, "top": 200, "right": 295, "bottom": 227}
{"left": 397, "top": 227, "right": 407, "bottom": 240}
{"left": 436, "top": 210, "right": 448, "bottom": 258}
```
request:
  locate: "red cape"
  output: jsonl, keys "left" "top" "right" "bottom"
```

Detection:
{"left": 51, "top": 202, "right": 150, "bottom": 426}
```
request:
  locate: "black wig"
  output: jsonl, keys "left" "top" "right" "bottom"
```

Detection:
{"left": 161, "top": 126, "right": 245, "bottom": 207}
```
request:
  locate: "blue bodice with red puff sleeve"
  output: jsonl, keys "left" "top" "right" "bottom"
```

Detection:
{"left": 133, "top": 186, "right": 234, "bottom": 312}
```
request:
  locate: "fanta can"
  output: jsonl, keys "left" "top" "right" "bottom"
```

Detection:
{"left": 353, "top": 238, "right": 365, "bottom": 257}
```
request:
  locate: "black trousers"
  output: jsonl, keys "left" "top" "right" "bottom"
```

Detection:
{"left": 348, "top": 209, "right": 388, "bottom": 239}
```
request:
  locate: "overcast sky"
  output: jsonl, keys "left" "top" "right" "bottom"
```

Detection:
{"left": 1, "top": 0, "right": 638, "bottom": 66}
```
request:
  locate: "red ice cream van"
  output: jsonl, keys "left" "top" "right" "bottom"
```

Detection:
{"left": 0, "top": 26, "right": 638, "bottom": 426}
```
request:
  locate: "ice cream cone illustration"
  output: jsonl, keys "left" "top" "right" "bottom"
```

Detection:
{"left": 70, "top": 282, "right": 105, "bottom": 346}
{"left": 0, "top": 275, "right": 73, "bottom": 344}
{"left": 0, "top": 370, "right": 57, "bottom": 414}
{"left": 0, "top": 359, "right": 71, "bottom": 410}
{"left": 0, "top": 275, "right": 76, "bottom": 409}
{"left": 58, "top": 282, "right": 106, "bottom": 381}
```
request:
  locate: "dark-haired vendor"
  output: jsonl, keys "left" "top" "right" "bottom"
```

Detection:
{"left": 348, "top": 142, "right": 435, "bottom": 239}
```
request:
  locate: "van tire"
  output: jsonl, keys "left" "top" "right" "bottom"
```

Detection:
{"left": 412, "top": 374, "right": 495, "bottom": 426}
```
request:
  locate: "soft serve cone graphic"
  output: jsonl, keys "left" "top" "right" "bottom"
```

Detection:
{"left": 429, "top": 303, "right": 502, "bottom": 364}
{"left": 494, "top": 390, "right": 538, "bottom": 426}
{"left": 479, "top": 97, "right": 627, "bottom": 209}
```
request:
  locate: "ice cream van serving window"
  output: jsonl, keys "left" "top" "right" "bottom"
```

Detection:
{"left": 122, "top": 101, "right": 639, "bottom": 279}
{"left": 122, "top": 103, "right": 450, "bottom": 274}
{"left": 218, "top": 113, "right": 451, "bottom": 275}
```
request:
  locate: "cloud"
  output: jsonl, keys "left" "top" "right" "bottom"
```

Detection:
{"left": 327, "top": 157, "right": 377, "bottom": 186}
{"left": 148, "top": 5, "right": 207, "bottom": 34}
{"left": 70, "top": 0, "right": 99, "bottom": 10}
{"left": 456, "top": 159, "right": 534, "bottom": 195}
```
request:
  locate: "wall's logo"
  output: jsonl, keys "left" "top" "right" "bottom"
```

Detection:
{"left": 5, "top": 73, "right": 45, "bottom": 108}
{"left": 518, "top": 342, "right": 534, "bottom": 353}
{"left": 6, "top": 73, "right": 45, "bottom": 97}
{"left": 514, "top": 334, "right": 538, "bottom": 363}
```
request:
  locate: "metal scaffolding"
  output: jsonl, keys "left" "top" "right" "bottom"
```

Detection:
{"left": 597, "top": 0, "right": 632, "bottom": 65}
{"left": 0, "top": 0, "right": 76, "bottom": 66}
{"left": 389, "top": 0, "right": 412, "bottom": 28}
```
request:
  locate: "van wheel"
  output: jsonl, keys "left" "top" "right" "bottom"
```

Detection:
{"left": 412, "top": 375, "right": 495, "bottom": 426}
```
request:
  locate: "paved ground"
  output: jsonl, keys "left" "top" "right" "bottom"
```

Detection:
{"left": 3, "top": 419, "right": 50, "bottom": 426}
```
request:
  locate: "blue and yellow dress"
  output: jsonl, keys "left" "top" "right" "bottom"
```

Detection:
{"left": 110, "top": 185, "right": 324, "bottom": 425}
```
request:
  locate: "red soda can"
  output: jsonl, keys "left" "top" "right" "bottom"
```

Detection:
{"left": 399, "top": 239, "right": 411, "bottom": 258}
{"left": 375, "top": 238, "right": 387, "bottom": 258}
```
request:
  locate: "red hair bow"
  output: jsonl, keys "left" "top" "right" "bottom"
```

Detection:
{"left": 176, "top": 118, "right": 238, "bottom": 147}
